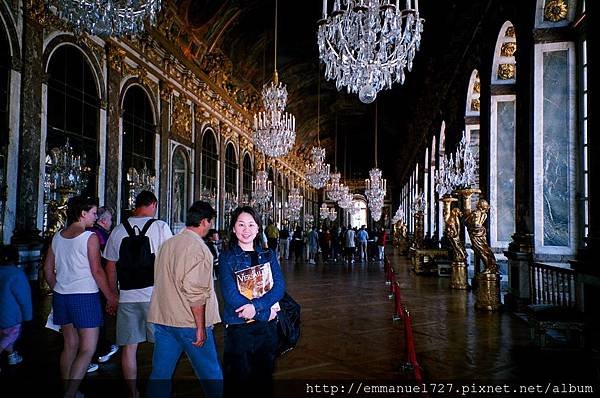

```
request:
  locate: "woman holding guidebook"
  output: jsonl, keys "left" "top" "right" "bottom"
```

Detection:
{"left": 219, "top": 206, "right": 285, "bottom": 397}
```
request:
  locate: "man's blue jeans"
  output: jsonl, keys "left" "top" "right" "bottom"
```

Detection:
{"left": 147, "top": 324, "right": 223, "bottom": 398}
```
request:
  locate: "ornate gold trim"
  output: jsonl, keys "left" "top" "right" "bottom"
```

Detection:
{"left": 544, "top": 0, "right": 568, "bottom": 22}
{"left": 497, "top": 63, "right": 516, "bottom": 80}
{"left": 501, "top": 42, "right": 517, "bottom": 57}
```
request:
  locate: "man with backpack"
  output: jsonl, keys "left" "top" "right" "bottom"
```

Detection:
{"left": 104, "top": 191, "right": 173, "bottom": 398}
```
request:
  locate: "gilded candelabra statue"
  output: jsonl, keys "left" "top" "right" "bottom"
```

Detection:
{"left": 462, "top": 194, "right": 501, "bottom": 311}
{"left": 441, "top": 196, "right": 468, "bottom": 289}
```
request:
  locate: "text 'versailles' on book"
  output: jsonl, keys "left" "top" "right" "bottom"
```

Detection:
{"left": 235, "top": 262, "right": 280, "bottom": 319}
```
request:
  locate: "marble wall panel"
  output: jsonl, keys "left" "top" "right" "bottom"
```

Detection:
{"left": 542, "top": 50, "right": 569, "bottom": 247}
{"left": 497, "top": 101, "right": 516, "bottom": 242}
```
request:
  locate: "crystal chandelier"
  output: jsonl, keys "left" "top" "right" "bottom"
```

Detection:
{"left": 47, "top": 0, "right": 162, "bottom": 37}
{"left": 288, "top": 186, "right": 304, "bottom": 213}
{"left": 252, "top": 170, "right": 272, "bottom": 206}
{"left": 318, "top": 0, "right": 424, "bottom": 103}
{"left": 411, "top": 191, "right": 426, "bottom": 215}
{"left": 391, "top": 206, "right": 404, "bottom": 224}
{"left": 306, "top": 146, "right": 331, "bottom": 189}
{"left": 44, "top": 138, "right": 90, "bottom": 202}
{"left": 304, "top": 214, "right": 314, "bottom": 226}
{"left": 127, "top": 163, "right": 156, "bottom": 209}
{"left": 252, "top": 0, "right": 296, "bottom": 157}
{"left": 305, "top": 75, "right": 331, "bottom": 189}
{"left": 364, "top": 103, "right": 386, "bottom": 221}
{"left": 320, "top": 203, "right": 331, "bottom": 220}
{"left": 434, "top": 131, "right": 478, "bottom": 196}
{"left": 224, "top": 192, "right": 238, "bottom": 214}
{"left": 199, "top": 186, "right": 217, "bottom": 208}
{"left": 365, "top": 168, "right": 386, "bottom": 221}
{"left": 337, "top": 189, "right": 354, "bottom": 210}
{"left": 326, "top": 172, "right": 345, "bottom": 202}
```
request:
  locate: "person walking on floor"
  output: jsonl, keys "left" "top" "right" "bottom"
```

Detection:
{"left": 103, "top": 191, "right": 173, "bottom": 398}
{"left": 43, "top": 196, "right": 118, "bottom": 398}
{"left": 357, "top": 225, "right": 369, "bottom": 262}
{"left": 147, "top": 201, "right": 223, "bottom": 398}
{"left": 306, "top": 226, "right": 319, "bottom": 264}
{"left": 278, "top": 225, "right": 290, "bottom": 260}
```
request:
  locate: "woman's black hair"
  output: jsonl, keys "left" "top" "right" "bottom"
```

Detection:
{"left": 66, "top": 196, "right": 98, "bottom": 225}
{"left": 228, "top": 206, "right": 263, "bottom": 249}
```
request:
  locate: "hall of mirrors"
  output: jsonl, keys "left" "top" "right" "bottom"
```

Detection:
{"left": 0, "top": 0, "right": 597, "bottom": 388}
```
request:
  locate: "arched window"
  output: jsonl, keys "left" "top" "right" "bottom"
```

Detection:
{"left": 46, "top": 45, "right": 100, "bottom": 199}
{"left": 437, "top": 122, "right": 446, "bottom": 241}
{"left": 242, "top": 152, "right": 253, "bottom": 198}
{"left": 171, "top": 147, "right": 189, "bottom": 226}
{"left": 490, "top": 23, "right": 516, "bottom": 248}
{"left": 224, "top": 142, "right": 237, "bottom": 195}
{"left": 0, "top": 27, "right": 10, "bottom": 239}
{"left": 122, "top": 85, "right": 155, "bottom": 214}
{"left": 201, "top": 129, "right": 218, "bottom": 191}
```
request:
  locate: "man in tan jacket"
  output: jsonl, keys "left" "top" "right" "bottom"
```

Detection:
{"left": 147, "top": 201, "right": 222, "bottom": 398}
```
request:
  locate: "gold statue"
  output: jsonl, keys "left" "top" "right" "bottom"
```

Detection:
{"left": 464, "top": 198, "right": 497, "bottom": 274}
{"left": 445, "top": 207, "right": 467, "bottom": 262}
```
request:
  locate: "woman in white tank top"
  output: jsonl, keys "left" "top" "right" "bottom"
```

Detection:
{"left": 43, "top": 196, "right": 118, "bottom": 398}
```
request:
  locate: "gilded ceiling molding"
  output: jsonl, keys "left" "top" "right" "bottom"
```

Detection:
{"left": 544, "top": 0, "right": 568, "bottom": 22}
{"left": 160, "top": 82, "right": 173, "bottom": 103}
{"left": 107, "top": 45, "right": 126, "bottom": 73}
{"left": 471, "top": 99, "right": 480, "bottom": 112}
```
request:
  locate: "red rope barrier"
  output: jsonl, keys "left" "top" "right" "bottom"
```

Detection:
{"left": 388, "top": 265, "right": 423, "bottom": 386}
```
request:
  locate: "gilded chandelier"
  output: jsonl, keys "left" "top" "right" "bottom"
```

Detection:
{"left": 47, "top": 0, "right": 162, "bottom": 37}
{"left": 318, "top": 0, "right": 424, "bottom": 103}
{"left": 252, "top": 0, "right": 296, "bottom": 157}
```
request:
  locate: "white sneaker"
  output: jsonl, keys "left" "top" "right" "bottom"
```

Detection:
{"left": 98, "top": 344, "right": 119, "bottom": 363}
{"left": 87, "top": 362, "right": 99, "bottom": 373}
{"left": 7, "top": 351, "right": 23, "bottom": 365}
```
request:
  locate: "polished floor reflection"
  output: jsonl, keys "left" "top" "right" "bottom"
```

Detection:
{"left": 2, "top": 248, "right": 599, "bottom": 396}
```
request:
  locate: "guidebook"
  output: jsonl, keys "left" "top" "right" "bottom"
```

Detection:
{"left": 235, "top": 262, "right": 280, "bottom": 319}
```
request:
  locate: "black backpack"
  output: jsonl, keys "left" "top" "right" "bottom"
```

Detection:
{"left": 116, "top": 219, "right": 157, "bottom": 291}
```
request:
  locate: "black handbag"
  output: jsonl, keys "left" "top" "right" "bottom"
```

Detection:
{"left": 276, "top": 292, "right": 301, "bottom": 356}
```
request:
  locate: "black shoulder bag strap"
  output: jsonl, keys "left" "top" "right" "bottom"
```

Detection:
{"left": 122, "top": 219, "right": 137, "bottom": 237}
{"left": 140, "top": 219, "right": 157, "bottom": 237}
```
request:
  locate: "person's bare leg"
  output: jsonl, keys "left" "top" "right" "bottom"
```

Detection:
{"left": 59, "top": 325, "right": 79, "bottom": 382}
{"left": 64, "top": 327, "right": 99, "bottom": 398}
{"left": 121, "top": 343, "right": 139, "bottom": 398}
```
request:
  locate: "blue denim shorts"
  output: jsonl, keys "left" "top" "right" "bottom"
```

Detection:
{"left": 52, "top": 291, "right": 103, "bottom": 328}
